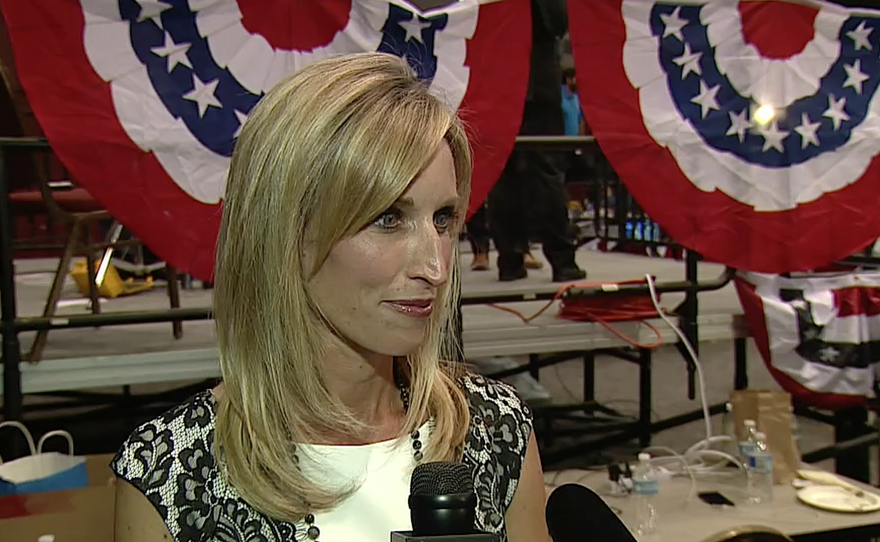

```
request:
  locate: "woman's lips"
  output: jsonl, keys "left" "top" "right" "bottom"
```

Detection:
{"left": 384, "top": 299, "right": 434, "bottom": 318}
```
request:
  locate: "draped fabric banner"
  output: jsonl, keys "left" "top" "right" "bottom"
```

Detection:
{"left": 735, "top": 271, "right": 880, "bottom": 410}
{"left": 569, "top": 0, "right": 880, "bottom": 273}
{"left": 0, "top": 0, "right": 529, "bottom": 280}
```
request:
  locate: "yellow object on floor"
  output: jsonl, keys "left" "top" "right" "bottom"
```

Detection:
{"left": 69, "top": 259, "right": 155, "bottom": 299}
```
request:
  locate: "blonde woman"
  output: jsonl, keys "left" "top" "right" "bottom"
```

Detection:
{"left": 112, "top": 53, "right": 549, "bottom": 542}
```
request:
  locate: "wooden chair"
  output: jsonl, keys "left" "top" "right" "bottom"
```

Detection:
{"left": 10, "top": 164, "right": 183, "bottom": 362}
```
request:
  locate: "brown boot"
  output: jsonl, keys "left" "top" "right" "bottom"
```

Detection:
{"left": 524, "top": 251, "right": 544, "bottom": 270}
{"left": 471, "top": 252, "right": 490, "bottom": 271}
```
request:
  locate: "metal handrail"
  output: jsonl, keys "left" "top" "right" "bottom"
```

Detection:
{"left": 0, "top": 137, "right": 49, "bottom": 147}
{"left": 12, "top": 307, "right": 213, "bottom": 332}
{"left": 565, "top": 267, "right": 734, "bottom": 299}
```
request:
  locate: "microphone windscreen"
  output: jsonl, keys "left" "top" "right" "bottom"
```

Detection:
{"left": 410, "top": 462, "right": 474, "bottom": 496}
{"left": 546, "top": 484, "right": 638, "bottom": 542}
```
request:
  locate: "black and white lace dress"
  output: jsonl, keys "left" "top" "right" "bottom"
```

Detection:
{"left": 111, "top": 373, "right": 533, "bottom": 541}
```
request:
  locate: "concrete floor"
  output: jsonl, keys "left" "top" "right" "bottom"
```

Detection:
{"left": 0, "top": 247, "right": 850, "bottom": 475}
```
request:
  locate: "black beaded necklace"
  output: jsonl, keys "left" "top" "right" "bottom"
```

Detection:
{"left": 294, "top": 359, "right": 424, "bottom": 541}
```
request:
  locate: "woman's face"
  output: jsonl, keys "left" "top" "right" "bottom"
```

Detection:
{"left": 309, "top": 143, "right": 459, "bottom": 358}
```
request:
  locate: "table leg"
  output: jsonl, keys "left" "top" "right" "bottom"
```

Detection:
{"left": 583, "top": 351, "right": 595, "bottom": 402}
{"left": 639, "top": 348, "right": 652, "bottom": 448}
{"left": 834, "top": 407, "right": 871, "bottom": 484}
{"left": 734, "top": 337, "right": 749, "bottom": 390}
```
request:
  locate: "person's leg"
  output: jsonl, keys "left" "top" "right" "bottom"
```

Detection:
{"left": 488, "top": 154, "right": 529, "bottom": 281}
{"left": 518, "top": 100, "right": 586, "bottom": 282}
{"left": 526, "top": 150, "right": 585, "bottom": 281}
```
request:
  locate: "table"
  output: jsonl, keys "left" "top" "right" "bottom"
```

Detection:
{"left": 546, "top": 469, "right": 880, "bottom": 541}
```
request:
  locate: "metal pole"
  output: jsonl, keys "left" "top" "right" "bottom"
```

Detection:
{"left": 14, "top": 307, "right": 213, "bottom": 332}
{"left": 0, "top": 147, "right": 23, "bottom": 420}
{"left": 681, "top": 250, "right": 700, "bottom": 400}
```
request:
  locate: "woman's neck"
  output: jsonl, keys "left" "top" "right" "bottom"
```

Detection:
{"left": 323, "top": 347, "right": 405, "bottom": 440}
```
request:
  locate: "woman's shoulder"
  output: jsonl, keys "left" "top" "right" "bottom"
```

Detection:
{"left": 458, "top": 371, "right": 534, "bottom": 532}
{"left": 110, "top": 390, "right": 219, "bottom": 538}
{"left": 459, "top": 371, "right": 533, "bottom": 425}
{"left": 112, "top": 389, "right": 300, "bottom": 542}
{"left": 111, "top": 389, "right": 216, "bottom": 481}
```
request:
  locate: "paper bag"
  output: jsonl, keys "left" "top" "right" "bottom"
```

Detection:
{"left": 0, "top": 422, "right": 88, "bottom": 496}
{"left": 730, "top": 390, "right": 801, "bottom": 485}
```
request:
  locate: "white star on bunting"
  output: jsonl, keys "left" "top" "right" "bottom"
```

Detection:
{"left": 234, "top": 110, "right": 248, "bottom": 137}
{"left": 691, "top": 80, "right": 720, "bottom": 118}
{"left": 137, "top": 0, "right": 171, "bottom": 29}
{"left": 847, "top": 21, "right": 873, "bottom": 51}
{"left": 183, "top": 75, "right": 222, "bottom": 118}
{"left": 660, "top": 7, "right": 688, "bottom": 42}
{"left": 673, "top": 42, "right": 702, "bottom": 79}
{"left": 758, "top": 121, "right": 788, "bottom": 153}
{"left": 399, "top": 16, "right": 432, "bottom": 43}
{"left": 818, "top": 346, "right": 839, "bottom": 363}
{"left": 803, "top": 327, "right": 820, "bottom": 340}
{"left": 823, "top": 95, "right": 850, "bottom": 131}
{"left": 843, "top": 60, "right": 870, "bottom": 94}
{"left": 726, "top": 109, "right": 751, "bottom": 143}
{"left": 794, "top": 113, "right": 821, "bottom": 149}
{"left": 151, "top": 33, "right": 192, "bottom": 71}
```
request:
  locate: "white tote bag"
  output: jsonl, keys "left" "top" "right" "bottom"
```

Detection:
{"left": 0, "top": 421, "right": 88, "bottom": 496}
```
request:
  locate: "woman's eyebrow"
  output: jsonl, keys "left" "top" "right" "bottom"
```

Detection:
{"left": 393, "top": 196, "right": 460, "bottom": 209}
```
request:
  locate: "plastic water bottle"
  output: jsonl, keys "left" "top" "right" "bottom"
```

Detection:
{"left": 739, "top": 419, "right": 758, "bottom": 460}
{"left": 747, "top": 431, "right": 774, "bottom": 504}
{"left": 632, "top": 453, "right": 659, "bottom": 534}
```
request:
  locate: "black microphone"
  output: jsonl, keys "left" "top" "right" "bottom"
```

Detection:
{"left": 546, "top": 484, "right": 638, "bottom": 542}
{"left": 391, "top": 462, "right": 500, "bottom": 541}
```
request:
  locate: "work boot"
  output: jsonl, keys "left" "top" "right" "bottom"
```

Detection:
{"left": 471, "top": 252, "right": 490, "bottom": 271}
{"left": 524, "top": 251, "right": 544, "bottom": 270}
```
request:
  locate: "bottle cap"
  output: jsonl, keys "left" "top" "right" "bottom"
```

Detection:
{"left": 755, "top": 432, "right": 766, "bottom": 440}
{"left": 638, "top": 452, "right": 651, "bottom": 462}
{"left": 744, "top": 419, "right": 756, "bottom": 427}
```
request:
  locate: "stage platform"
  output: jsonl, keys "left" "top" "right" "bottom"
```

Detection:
{"left": 2, "top": 249, "right": 743, "bottom": 395}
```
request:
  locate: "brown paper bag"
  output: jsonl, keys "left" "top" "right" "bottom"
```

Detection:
{"left": 0, "top": 454, "right": 115, "bottom": 542}
{"left": 730, "top": 390, "right": 801, "bottom": 485}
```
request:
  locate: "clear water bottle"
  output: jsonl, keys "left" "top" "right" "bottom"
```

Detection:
{"left": 747, "top": 431, "right": 774, "bottom": 504}
{"left": 632, "top": 453, "right": 659, "bottom": 534}
{"left": 739, "top": 419, "right": 758, "bottom": 460}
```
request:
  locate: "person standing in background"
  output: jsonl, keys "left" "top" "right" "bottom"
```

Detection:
{"left": 561, "top": 67, "right": 585, "bottom": 137}
{"left": 561, "top": 65, "right": 598, "bottom": 209}
{"left": 487, "top": 0, "right": 586, "bottom": 283}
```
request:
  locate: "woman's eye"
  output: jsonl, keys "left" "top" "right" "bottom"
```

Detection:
{"left": 373, "top": 210, "right": 402, "bottom": 230}
{"left": 434, "top": 208, "right": 458, "bottom": 232}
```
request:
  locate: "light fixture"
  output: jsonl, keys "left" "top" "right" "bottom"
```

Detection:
{"left": 754, "top": 104, "right": 776, "bottom": 126}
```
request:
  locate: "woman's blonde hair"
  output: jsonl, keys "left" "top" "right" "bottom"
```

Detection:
{"left": 213, "top": 52, "right": 472, "bottom": 521}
